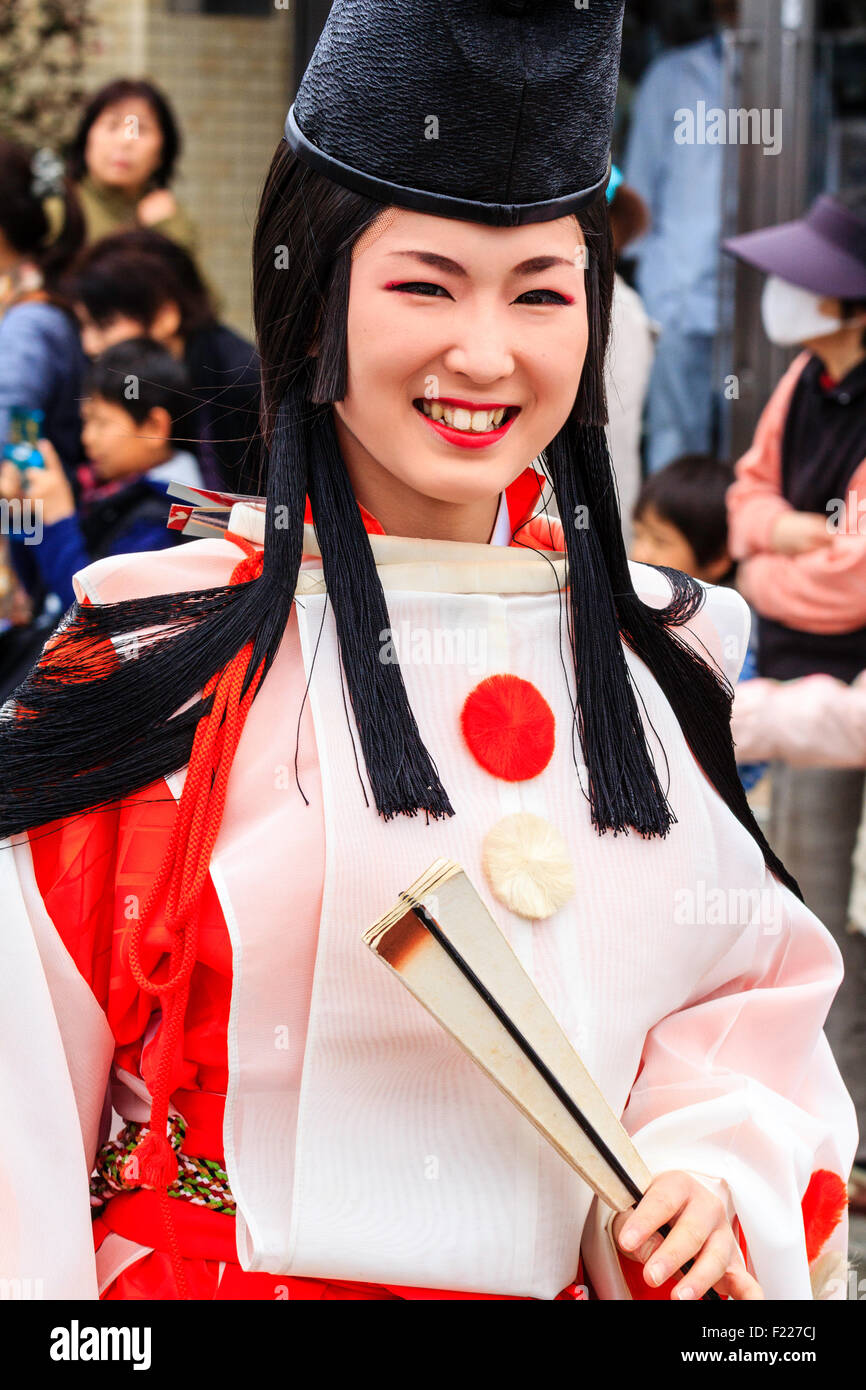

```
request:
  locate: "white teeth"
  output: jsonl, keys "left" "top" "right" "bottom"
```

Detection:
{"left": 419, "top": 400, "right": 510, "bottom": 432}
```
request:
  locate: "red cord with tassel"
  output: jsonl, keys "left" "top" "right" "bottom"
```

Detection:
{"left": 122, "top": 536, "right": 265, "bottom": 1299}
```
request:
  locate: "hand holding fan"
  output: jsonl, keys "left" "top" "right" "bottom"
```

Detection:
{"left": 364, "top": 859, "right": 721, "bottom": 1301}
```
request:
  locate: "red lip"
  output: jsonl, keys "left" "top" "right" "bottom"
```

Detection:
{"left": 413, "top": 400, "right": 520, "bottom": 450}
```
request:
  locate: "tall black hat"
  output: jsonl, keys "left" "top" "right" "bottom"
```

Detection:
{"left": 285, "top": 0, "right": 626, "bottom": 226}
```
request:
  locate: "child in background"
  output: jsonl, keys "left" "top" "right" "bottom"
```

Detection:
{"left": 0, "top": 337, "right": 202, "bottom": 612}
{"left": 631, "top": 453, "right": 767, "bottom": 792}
{"left": 632, "top": 453, "right": 735, "bottom": 583}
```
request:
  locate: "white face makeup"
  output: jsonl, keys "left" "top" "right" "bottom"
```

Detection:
{"left": 330, "top": 206, "right": 590, "bottom": 529}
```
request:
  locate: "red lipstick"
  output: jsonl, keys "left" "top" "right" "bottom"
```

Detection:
{"left": 412, "top": 398, "right": 520, "bottom": 450}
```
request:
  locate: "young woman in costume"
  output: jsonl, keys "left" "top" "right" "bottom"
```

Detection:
{"left": 0, "top": 0, "right": 855, "bottom": 1301}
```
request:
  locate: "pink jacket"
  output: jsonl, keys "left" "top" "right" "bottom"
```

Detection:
{"left": 727, "top": 351, "right": 866, "bottom": 633}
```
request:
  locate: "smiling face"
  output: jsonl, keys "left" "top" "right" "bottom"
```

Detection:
{"left": 330, "top": 206, "right": 589, "bottom": 537}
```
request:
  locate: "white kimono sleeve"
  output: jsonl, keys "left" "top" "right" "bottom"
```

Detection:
{"left": 581, "top": 869, "right": 858, "bottom": 1300}
{"left": 0, "top": 834, "right": 115, "bottom": 1299}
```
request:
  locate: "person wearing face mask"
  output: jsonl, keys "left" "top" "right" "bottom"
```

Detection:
{"left": 725, "top": 190, "right": 866, "bottom": 1195}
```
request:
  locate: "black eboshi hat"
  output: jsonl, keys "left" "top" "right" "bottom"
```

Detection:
{"left": 285, "top": 0, "right": 626, "bottom": 227}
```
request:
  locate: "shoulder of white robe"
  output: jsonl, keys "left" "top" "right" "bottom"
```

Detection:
{"left": 628, "top": 561, "right": 751, "bottom": 687}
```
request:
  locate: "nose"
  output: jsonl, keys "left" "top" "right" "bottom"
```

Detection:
{"left": 441, "top": 300, "right": 516, "bottom": 386}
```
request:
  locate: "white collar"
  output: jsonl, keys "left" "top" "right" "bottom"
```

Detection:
{"left": 147, "top": 450, "right": 204, "bottom": 488}
{"left": 489, "top": 492, "right": 511, "bottom": 546}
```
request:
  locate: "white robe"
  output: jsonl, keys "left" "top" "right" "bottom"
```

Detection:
{"left": 0, "top": 512, "right": 856, "bottom": 1298}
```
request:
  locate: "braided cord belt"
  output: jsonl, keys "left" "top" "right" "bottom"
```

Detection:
{"left": 90, "top": 1114, "right": 236, "bottom": 1217}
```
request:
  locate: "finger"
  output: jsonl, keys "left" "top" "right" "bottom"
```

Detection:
{"left": 35, "top": 438, "right": 61, "bottom": 471}
{"left": 24, "top": 469, "right": 49, "bottom": 494}
{"left": 616, "top": 1173, "right": 692, "bottom": 1253}
{"left": 642, "top": 1195, "right": 727, "bottom": 1289}
{"left": 631, "top": 1231, "right": 664, "bottom": 1266}
{"left": 612, "top": 1212, "right": 664, "bottom": 1265}
{"left": 0, "top": 462, "right": 21, "bottom": 499}
{"left": 716, "top": 1263, "right": 764, "bottom": 1301}
{"left": 666, "top": 1228, "right": 735, "bottom": 1300}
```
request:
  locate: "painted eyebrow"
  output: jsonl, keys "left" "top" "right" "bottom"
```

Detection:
{"left": 385, "top": 250, "right": 576, "bottom": 277}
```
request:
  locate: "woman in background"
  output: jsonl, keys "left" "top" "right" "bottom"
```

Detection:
{"left": 725, "top": 190, "right": 866, "bottom": 1203}
{"left": 67, "top": 78, "right": 199, "bottom": 259}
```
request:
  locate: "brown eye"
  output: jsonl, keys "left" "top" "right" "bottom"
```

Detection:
{"left": 390, "top": 282, "right": 450, "bottom": 297}
{"left": 517, "top": 290, "right": 570, "bottom": 305}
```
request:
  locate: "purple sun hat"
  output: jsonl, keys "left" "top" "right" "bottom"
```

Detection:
{"left": 722, "top": 194, "right": 866, "bottom": 298}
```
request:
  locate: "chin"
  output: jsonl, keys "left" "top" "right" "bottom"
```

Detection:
{"left": 401, "top": 460, "right": 522, "bottom": 506}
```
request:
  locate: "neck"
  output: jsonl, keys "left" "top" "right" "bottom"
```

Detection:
{"left": 162, "top": 333, "right": 186, "bottom": 360}
{"left": 0, "top": 259, "right": 45, "bottom": 308}
{"left": 87, "top": 171, "right": 146, "bottom": 205}
{"left": 336, "top": 423, "right": 502, "bottom": 543}
{"left": 131, "top": 445, "right": 175, "bottom": 477}
{"left": 809, "top": 334, "right": 866, "bottom": 383}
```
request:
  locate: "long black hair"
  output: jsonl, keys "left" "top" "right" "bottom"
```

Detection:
{"left": 0, "top": 139, "right": 800, "bottom": 898}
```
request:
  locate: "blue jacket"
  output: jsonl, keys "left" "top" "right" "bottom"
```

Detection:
{"left": 0, "top": 299, "right": 86, "bottom": 470}
{"left": 33, "top": 451, "right": 203, "bottom": 611}
{"left": 0, "top": 299, "right": 88, "bottom": 603}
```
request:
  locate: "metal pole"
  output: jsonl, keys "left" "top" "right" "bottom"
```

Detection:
{"left": 724, "top": 0, "right": 815, "bottom": 462}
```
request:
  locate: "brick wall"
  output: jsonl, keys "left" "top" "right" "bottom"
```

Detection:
{"left": 82, "top": 0, "right": 294, "bottom": 339}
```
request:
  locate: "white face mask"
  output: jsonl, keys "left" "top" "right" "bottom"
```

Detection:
{"left": 760, "top": 274, "right": 843, "bottom": 346}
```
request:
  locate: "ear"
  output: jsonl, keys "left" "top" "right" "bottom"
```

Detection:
{"left": 703, "top": 547, "right": 734, "bottom": 584}
{"left": 143, "top": 405, "right": 172, "bottom": 443}
{"left": 149, "top": 299, "right": 182, "bottom": 342}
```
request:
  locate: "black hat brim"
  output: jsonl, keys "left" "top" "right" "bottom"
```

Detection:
{"left": 285, "top": 106, "right": 611, "bottom": 228}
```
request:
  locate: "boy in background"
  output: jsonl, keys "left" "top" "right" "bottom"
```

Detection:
{"left": 631, "top": 452, "right": 735, "bottom": 585}
{"left": 0, "top": 337, "right": 202, "bottom": 611}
